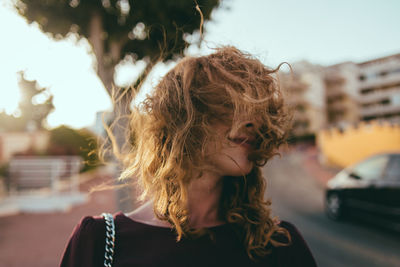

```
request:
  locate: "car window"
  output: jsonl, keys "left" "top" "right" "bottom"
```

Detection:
{"left": 351, "top": 155, "right": 389, "bottom": 181}
{"left": 385, "top": 155, "right": 400, "bottom": 181}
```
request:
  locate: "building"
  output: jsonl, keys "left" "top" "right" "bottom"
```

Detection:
{"left": 324, "top": 62, "right": 359, "bottom": 128}
{"left": 280, "top": 52, "right": 400, "bottom": 137}
{"left": 357, "top": 53, "right": 400, "bottom": 123}
{"left": 280, "top": 61, "right": 326, "bottom": 137}
{"left": 0, "top": 131, "right": 49, "bottom": 163}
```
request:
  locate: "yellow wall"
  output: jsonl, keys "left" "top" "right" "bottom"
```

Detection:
{"left": 317, "top": 121, "right": 400, "bottom": 168}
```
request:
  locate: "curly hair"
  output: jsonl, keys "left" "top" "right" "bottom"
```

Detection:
{"left": 117, "top": 46, "right": 292, "bottom": 260}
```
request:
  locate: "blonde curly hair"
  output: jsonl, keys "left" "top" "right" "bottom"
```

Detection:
{"left": 114, "top": 46, "right": 292, "bottom": 259}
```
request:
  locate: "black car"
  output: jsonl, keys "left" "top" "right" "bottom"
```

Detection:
{"left": 325, "top": 152, "right": 400, "bottom": 230}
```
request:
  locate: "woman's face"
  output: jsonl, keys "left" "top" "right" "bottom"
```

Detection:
{"left": 206, "top": 122, "right": 255, "bottom": 177}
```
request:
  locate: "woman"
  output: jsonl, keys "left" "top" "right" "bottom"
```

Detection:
{"left": 60, "top": 47, "right": 317, "bottom": 266}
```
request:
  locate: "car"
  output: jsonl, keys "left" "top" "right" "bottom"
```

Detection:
{"left": 325, "top": 152, "right": 400, "bottom": 231}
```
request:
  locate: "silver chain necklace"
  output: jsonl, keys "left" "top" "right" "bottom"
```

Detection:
{"left": 102, "top": 213, "right": 116, "bottom": 267}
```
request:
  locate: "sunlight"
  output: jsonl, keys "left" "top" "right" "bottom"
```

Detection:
{"left": 0, "top": 1, "right": 112, "bottom": 129}
{"left": 0, "top": 72, "right": 20, "bottom": 114}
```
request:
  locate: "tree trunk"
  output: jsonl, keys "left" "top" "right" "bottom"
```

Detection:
{"left": 88, "top": 9, "right": 135, "bottom": 212}
{"left": 111, "top": 94, "right": 137, "bottom": 212}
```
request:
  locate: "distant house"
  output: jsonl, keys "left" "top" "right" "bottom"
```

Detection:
{"left": 0, "top": 131, "right": 49, "bottom": 163}
{"left": 280, "top": 52, "right": 400, "bottom": 138}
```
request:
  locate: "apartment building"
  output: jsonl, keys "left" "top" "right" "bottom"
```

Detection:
{"left": 280, "top": 52, "right": 400, "bottom": 137}
{"left": 357, "top": 53, "right": 400, "bottom": 123}
{"left": 279, "top": 61, "right": 326, "bottom": 137}
{"left": 324, "top": 62, "right": 359, "bottom": 127}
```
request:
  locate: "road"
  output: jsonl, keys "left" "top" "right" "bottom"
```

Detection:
{"left": 263, "top": 152, "right": 400, "bottom": 267}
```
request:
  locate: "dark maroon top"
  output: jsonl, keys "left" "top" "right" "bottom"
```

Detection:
{"left": 60, "top": 212, "right": 317, "bottom": 267}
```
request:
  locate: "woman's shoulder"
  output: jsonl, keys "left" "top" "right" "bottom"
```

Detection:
{"left": 274, "top": 220, "right": 318, "bottom": 267}
{"left": 72, "top": 211, "right": 165, "bottom": 232}
{"left": 278, "top": 220, "right": 304, "bottom": 240}
{"left": 60, "top": 214, "right": 112, "bottom": 267}
{"left": 61, "top": 212, "right": 149, "bottom": 267}
{"left": 75, "top": 214, "right": 106, "bottom": 231}
{"left": 70, "top": 213, "right": 121, "bottom": 238}
{"left": 62, "top": 212, "right": 144, "bottom": 250}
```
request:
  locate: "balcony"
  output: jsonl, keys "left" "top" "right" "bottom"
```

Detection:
{"left": 359, "top": 72, "right": 400, "bottom": 91}
{"left": 291, "top": 119, "right": 312, "bottom": 136}
{"left": 325, "top": 75, "right": 345, "bottom": 86}
{"left": 327, "top": 101, "right": 348, "bottom": 112}
{"left": 282, "top": 80, "right": 308, "bottom": 94}
{"left": 286, "top": 97, "right": 309, "bottom": 108}
{"left": 360, "top": 103, "right": 400, "bottom": 117}
{"left": 326, "top": 85, "right": 346, "bottom": 98}
{"left": 292, "top": 110, "right": 309, "bottom": 122}
{"left": 358, "top": 87, "right": 400, "bottom": 103}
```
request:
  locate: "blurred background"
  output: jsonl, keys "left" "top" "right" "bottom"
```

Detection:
{"left": 0, "top": 0, "right": 399, "bottom": 266}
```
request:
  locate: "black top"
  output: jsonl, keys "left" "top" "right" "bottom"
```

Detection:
{"left": 60, "top": 212, "right": 317, "bottom": 267}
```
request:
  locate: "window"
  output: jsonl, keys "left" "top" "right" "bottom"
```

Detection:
{"left": 351, "top": 155, "right": 389, "bottom": 181}
{"left": 385, "top": 155, "right": 400, "bottom": 181}
{"left": 390, "top": 67, "right": 400, "bottom": 74}
{"left": 360, "top": 88, "right": 374, "bottom": 95}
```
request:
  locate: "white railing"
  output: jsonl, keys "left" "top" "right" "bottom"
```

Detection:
{"left": 9, "top": 156, "right": 82, "bottom": 195}
{"left": 360, "top": 104, "right": 400, "bottom": 117}
{"left": 358, "top": 87, "right": 400, "bottom": 103}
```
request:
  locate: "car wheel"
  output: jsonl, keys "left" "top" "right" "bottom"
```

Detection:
{"left": 325, "top": 193, "right": 344, "bottom": 220}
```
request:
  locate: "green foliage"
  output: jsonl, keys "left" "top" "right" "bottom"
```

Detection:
{"left": 0, "top": 113, "right": 26, "bottom": 132}
{"left": 16, "top": 0, "right": 219, "bottom": 58}
{"left": 0, "top": 72, "right": 54, "bottom": 132}
{"left": 17, "top": 72, "right": 54, "bottom": 129}
{"left": 0, "top": 163, "right": 8, "bottom": 193}
{"left": 14, "top": 0, "right": 221, "bottom": 177}
{"left": 16, "top": 0, "right": 221, "bottom": 88}
{"left": 0, "top": 163, "right": 8, "bottom": 179}
{"left": 48, "top": 125, "right": 99, "bottom": 172}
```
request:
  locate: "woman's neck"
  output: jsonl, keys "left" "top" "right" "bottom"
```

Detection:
{"left": 127, "top": 171, "right": 225, "bottom": 229}
{"left": 186, "top": 171, "right": 225, "bottom": 228}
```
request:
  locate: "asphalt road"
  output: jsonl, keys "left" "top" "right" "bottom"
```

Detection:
{"left": 263, "top": 152, "right": 400, "bottom": 267}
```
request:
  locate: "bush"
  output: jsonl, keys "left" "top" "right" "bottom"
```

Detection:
{"left": 0, "top": 163, "right": 8, "bottom": 177}
{"left": 0, "top": 163, "right": 9, "bottom": 192}
{"left": 48, "top": 126, "right": 100, "bottom": 172}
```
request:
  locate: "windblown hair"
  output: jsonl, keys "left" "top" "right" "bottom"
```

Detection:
{"left": 118, "top": 46, "right": 292, "bottom": 259}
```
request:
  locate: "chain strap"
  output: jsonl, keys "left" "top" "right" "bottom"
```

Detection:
{"left": 102, "top": 213, "right": 115, "bottom": 267}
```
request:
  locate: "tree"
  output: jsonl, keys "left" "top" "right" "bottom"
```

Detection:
{"left": 14, "top": 0, "right": 221, "bottom": 210}
{"left": 15, "top": 0, "right": 220, "bottom": 94}
{"left": 17, "top": 72, "right": 54, "bottom": 130}
{"left": 0, "top": 72, "right": 54, "bottom": 132}
{"left": 48, "top": 125, "right": 99, "bottom": 172}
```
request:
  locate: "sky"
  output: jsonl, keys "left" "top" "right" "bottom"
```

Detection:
{"left": 0, "top": 0, "right": 399, "bottom": 129}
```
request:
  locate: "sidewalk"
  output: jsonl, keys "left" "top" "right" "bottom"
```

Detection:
{"left": 0, "top": 146, "right": 337, "bottom": 267}
{"left": 0, "top": 168, "right": 118, "bottom": 267}
{"left": 293, "top": 144, "right": 340, "bottom": 187}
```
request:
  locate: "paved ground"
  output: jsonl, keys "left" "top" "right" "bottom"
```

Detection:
{"left": 288, "top": 144, "right": 339, "bottom": 186}
{"left": 265, "top": 147, "right": 400, "bottom": 267}
{"left": 0, "top": 169, "right": 118, "bottom": 267}
{"left": 0, "top": 145, "right": 339, "bottom": 267}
